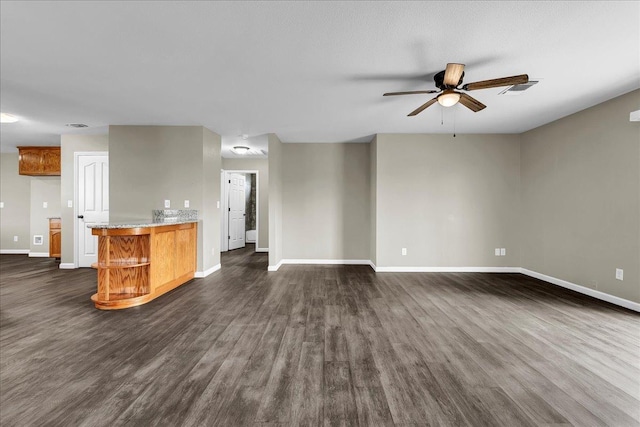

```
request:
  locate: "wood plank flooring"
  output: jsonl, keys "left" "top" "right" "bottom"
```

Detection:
{"left": 1, "top": 247, "right": 639, "bottom": 426}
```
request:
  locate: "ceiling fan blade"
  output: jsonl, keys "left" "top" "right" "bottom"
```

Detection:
{"left": 383, "top": 90, "right": 439, "bottom": 96}
{"left": 462, "top": 74, "right": 529, "bottom": 91}
{"left": 443, "top": 63, "right": 465, "bottom": 86}
{"left": 408, "top": 97, "right": 438, "bottom": 116}
{"left": 458, "top": 93, "right": 486, "bottom": 112}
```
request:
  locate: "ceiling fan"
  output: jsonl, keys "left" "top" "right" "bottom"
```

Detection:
{"left": 383, "top": 63, "right": 528, "bottom": 116}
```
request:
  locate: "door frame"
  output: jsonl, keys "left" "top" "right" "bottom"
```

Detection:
{"left": 220, "top": 169, "right": 259, "bottom": 253}
{"left": 73, "top": 151, "right": 108, "bottom": 268}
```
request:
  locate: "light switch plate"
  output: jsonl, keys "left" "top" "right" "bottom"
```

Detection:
{"left": 616, "top": 268, "right": 624, "bottom": 281}
{"left": 495, "top": 248, "right": 500, "bottom": 256}
{"left": 401, "top": 248, "right": 407, "bottom": 256}
{"left": 42, "top": 202, "right": 48, "bottom": 208}
{"left": 500, "top": 248, "right": 506, "bottom": 256}
{"left": 13, "top": 236, "right": 18, "bottom": 242}
{"left": 184, "top": 200, "right": 190, "bottom": 208}
{"left": 0, "top": 202, "right": 4, "bottom": 208}
{"left": 216, "top": 201, "right": 220, "bottom": 209}
{"left": 67, "top": 200, "right": 73, "bottom": 208}
{"left": 164, "top": 200, "right": 170, "bottom": 208}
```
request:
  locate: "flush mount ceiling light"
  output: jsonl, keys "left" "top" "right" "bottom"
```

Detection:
{"left": 0, "top": 113, "right": 19, "bottom": 123}
{"left": 437, "top": 90, "right": 461, "bottom": 107}
{"left": 66, "top": 123, "right": 88, "bottom": 128}
{"left": 233, "top": 146, "right": 250, "bottom": 155}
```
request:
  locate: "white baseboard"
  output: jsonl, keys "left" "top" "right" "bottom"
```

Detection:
{"left": 195, "top": 264, "right": 221, "bottom": 278}
{"left": 520, "top": 268, "right": 640, "bottom": 312}
{"left": 374, "top": 266, "right": 520, "bottom": 273}
{"left": 282, "top": 259, "right": 372, "bottom": 265}
{"left": 28, "top": 252, "right": 50, "bottom": 258}
{"left": 0, "top": 249, "right": 30, "bottom": 255}
{"left": 59, "top": 263, "right": 76, "bottom": 269}
{"left": 268, "top": 260, "right": 283, "bottom": 272}
{"left": 262, "top": 259, "right": 638, "bottom": 312}
{"left": 269, "top": 259, "right": 373, "bottom": 272}
{"left": 256, "top": 247, "right": 269, "bottom": 253}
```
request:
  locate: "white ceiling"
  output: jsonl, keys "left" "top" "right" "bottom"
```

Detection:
{"left": 1, "top": 1, "right": 638, "bottom": 153}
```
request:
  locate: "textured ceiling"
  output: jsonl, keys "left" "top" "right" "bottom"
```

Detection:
{"left": 1, "top": 1, "right": 638, "bottom": 153}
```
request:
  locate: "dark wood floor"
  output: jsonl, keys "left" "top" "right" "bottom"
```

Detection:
{"left": 1, "top": 248, "right": 639, "bottom": 426}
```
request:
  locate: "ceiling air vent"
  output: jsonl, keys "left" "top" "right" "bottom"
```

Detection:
{"left": 498, "top": 80, "right": 539, "bottom": 96}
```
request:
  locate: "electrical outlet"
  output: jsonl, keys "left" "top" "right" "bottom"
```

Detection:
{"left": 216, "top": 201, "right": 220, "bottom": 209}
{"left": 616, "top": 269, "right": 624, "bottom": 281}
{"left": 164, "top": 199, "right": 170, "bottom": 208}
{"left": 0, "top": 202, "right": 4, "bottom": 208}
{"left": 401, "top": 248, "right": 407, "bottom": 256}
{"left": 13, "top": 236, "right": 18, "bottom": 242}
{"left": 42, "top": 201, "right": 48, "bottom": 208}
{"left": 67, "top": 200, "right": 73, "bottom": 208}
{"left": 500, "top": 248, "right": 506, "bottom": 256}
{"left": 495, "top": 248, "right": 500, "bottom": 256}
{"left": 184, "top": 200, "right": 190, "bottom": 208}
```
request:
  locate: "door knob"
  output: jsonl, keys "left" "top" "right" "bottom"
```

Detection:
{"left": 78, "top": 215, "right": 84, "bottom": 219}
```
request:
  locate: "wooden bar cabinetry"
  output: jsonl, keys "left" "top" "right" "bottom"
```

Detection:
{"left": 18, "top": 146, "right": 61, "bottom": 176}
{"left": 90, "top": 222, "right": 197, "bottom": 310}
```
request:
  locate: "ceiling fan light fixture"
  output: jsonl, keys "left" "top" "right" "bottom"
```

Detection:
{"left": 437, "top": 91, "right": 461, "bottom": 107}
{"left": 233, "top": 146, "right": 250, "bottom": 155}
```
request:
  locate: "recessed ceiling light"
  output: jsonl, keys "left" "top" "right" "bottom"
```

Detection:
{"left": 66, "top": 123, "right": 88, "bottom": 128}
{"left": 233, "top": 146, "right": 250, "bottom": 155}
{"left": 241, "top": 134, "right": 249, "bottom": 140}
{"left": 0, "top": 113, "right": 19, "bottom": 123}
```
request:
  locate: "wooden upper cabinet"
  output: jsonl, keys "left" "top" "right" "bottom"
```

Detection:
{"left": 18, "top": 146, "right": 61, "bottom": 176}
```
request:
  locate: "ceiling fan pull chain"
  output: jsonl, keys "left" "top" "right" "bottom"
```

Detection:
{"left": 453, "top": 107, "right": 456, "bottom": 137}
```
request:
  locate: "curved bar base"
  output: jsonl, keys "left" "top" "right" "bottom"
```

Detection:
{"left": 90, "top": 222, "right": 197, "bottom": 310}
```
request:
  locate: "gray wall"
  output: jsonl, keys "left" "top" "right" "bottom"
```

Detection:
{"left": 370, "top": 136, "right": 377, "bottom": 265}
{"left": 375, "top": 134, "right": 521, "bottom": 268}
{"left": 202, "top": 127, "right": 222, "bottom": 270}
{"left": 521, "top": 89, "right": 640, "bottom": 303}
{"left": 60, "top": 134, "right": 109, "bottom": 264}
{"left": 0, "top": 153, "right": 31, "bottom": 251}
{"left": 222, "top": 157, "right": 269, "bottom": 249}
{"left": 30, "top": 177, "right": 61, "bottom": 254}
{"left": 268, "top": 134, "right": 283, "bottom": 267}
{"left": 282, "top": 143, "right": 370, "bottom": 260}
{"left": 109, "top": 125, "right": 221, "bottom": 272}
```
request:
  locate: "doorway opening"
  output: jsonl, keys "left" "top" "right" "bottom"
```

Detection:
{"left": 221, "top": 170, "right": 259, "bottom": 255}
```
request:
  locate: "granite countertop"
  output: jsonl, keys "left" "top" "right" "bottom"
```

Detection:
{"left": 87, "top": 219, "right": 198, "bottom": 229}
{"left": 87, "top": 209, "right": 199, "bottom": 229}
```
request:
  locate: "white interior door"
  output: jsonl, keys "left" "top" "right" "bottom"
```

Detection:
{"left": 77, "top": 154, "right": 109, "bottom": 267}
{"left": 228, "top": 173, "right": 246, "bottom": 251}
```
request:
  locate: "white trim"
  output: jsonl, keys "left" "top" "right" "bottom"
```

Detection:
{"left": 281, "top": 259, "right": 372, "bottom": 266}
{"left": 0, "top": 249, "right": 30, "bottom": 254}
{"left": 520, "top": 268, "right": 640, "bottom": 312}
{"left": 256, "top": 247, "right": 269, "bottom": 253}
{"left": 28, "top": 252, "right": 50, "bottom": 258}
{"left": 59, "top": 263, "right": 76, "bottom": 269}
{"left": 195, "top": 263, "right": 221, "bottom": 278}
{"left": 268, "top": 260, "right": 283, "bottom": 272}
{"left": 369, "top": 261, "right": 377, "bottom": 271}
{"left": 374, "top": 266, "right": 521, "bottom": 273}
